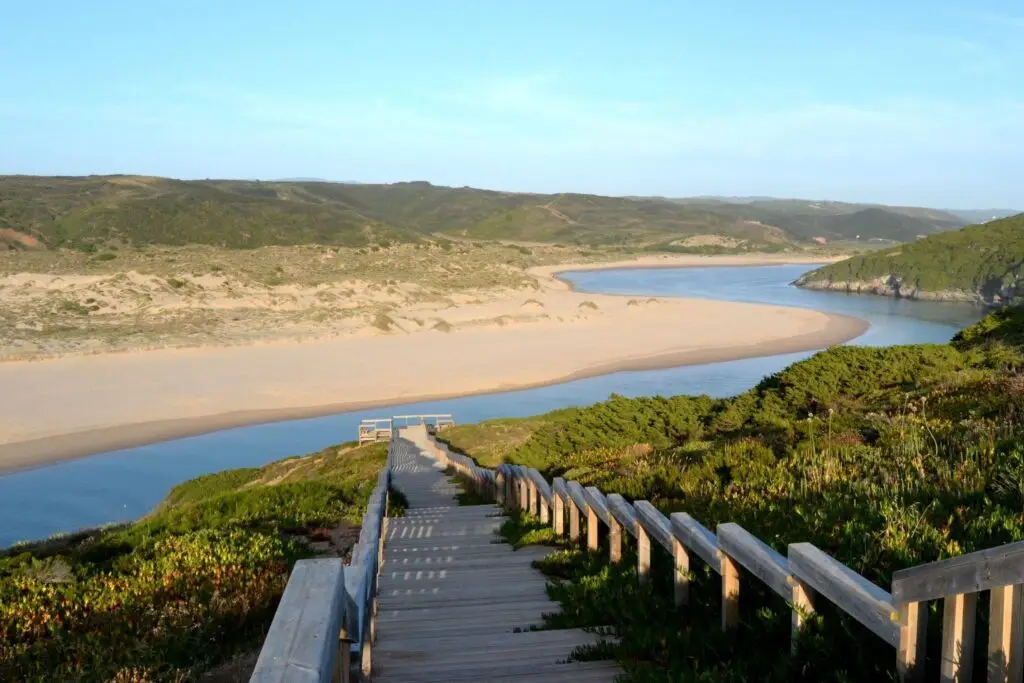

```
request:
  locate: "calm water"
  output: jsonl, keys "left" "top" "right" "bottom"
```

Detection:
{"left": 0, "top": 264, "right": 982, "bottom": 547}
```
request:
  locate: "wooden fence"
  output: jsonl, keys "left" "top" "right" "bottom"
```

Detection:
{"left": 250, "top": 459, "right": 391, "bottom": 682}
{"left": 428, "top": 434, "right": 1024, "bottom": 683}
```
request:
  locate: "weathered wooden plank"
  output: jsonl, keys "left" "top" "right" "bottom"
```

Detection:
{"left": 552, "top": 477, "right": 567, "bottom": 498}
{"left": 789, "top": 542, "right": 899, "bottom": 647}
{"left": 670, "top": 512, "right": 721, "bottom": 574}
{"left": 717, "top": 523, "right": 793, "bottom": 600}
{"left": 251, "top": 559, "right": 346, "bottom": 683}
{"left": 569, "top": 497, "right": 582, "bottom": 541}
{"left": 552, "top": 478, "right": 567, "bottom": 536}
{"left": 634, "top": 501, "right": 672, "bottom": 553}
{"left": 587, "top": 506, "right": 600, "bottom": 551}
{"left": 721, "top": 555, "right": 740, "bottom": 631}
{"left": 988, "top": 584, "right": 1024, "bottom": 683}
{"left": 897, "top": 600, "right": 928, "bottom": 682}
{"left": 892, "top": 540, "right": 1024, "bottom": 605}
{"left": 527, "top": 468, "right": 553, "bottom": 505}
{"left": 609, "top": 515, "right": 623, "bottom": 563}
{"left": 565, "top": 480, "right": 590, "bottom": 516}
{"left": 375, "top": 429, "right": 623, "bottom": 683}
{"left": 791, "top": 578, "right": 816, "bottom": 653}
{"left": 941, "top": 592, "right": 977, "bottom": 683}
{"left": 583, "top": 487, "right": 611, "bottom": 526}
{"left": 638, "top": 523, "right": 651, "bottom": 584}
{"left": 673, "top": 537, "right": 690, "bottom": 606}
{"left": 605, "top": 494, "right": 638, "bottom": 538}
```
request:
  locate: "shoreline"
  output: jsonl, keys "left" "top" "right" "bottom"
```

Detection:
{"left": 0, "top": 254, "right": 863, "bottom": 475}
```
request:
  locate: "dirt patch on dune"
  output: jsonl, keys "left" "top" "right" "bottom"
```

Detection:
{"left": 0, "top": 229, "right": 46, "bottom": 250}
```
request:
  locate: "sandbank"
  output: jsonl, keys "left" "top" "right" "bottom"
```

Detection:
{"left": 0, "top": 255, "right": 864, "bottom": 473}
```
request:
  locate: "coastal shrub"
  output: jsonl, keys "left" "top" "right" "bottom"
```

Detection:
{"left": 372, "top": 312, "right": 396, "bottom": 331}
{"left": 798, "top": 213, "right": 1024, "bottom": 301}
{"left": 0, "top": 441, "right": 389, "bottom": 682}
{"left": 443, "top": 304, "right": 1024, "bottom": 681}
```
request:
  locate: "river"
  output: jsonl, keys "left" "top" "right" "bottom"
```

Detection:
{"left": 0, "top": 264, "right": 982, "bottom": 547}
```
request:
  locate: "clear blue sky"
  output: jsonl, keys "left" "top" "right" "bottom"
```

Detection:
{"left": 2, "top": 1, "right": 1022, "bottom": 208}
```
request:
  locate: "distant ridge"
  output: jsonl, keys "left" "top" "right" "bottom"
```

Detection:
{"left": 943, "top": 208, "right": 1021, "bottom": 224}
{"left": 0, "top": 175, "right": 978, "bottom": 251}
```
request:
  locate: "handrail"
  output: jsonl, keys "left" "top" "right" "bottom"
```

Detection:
{"left": 416, "top": 430, "right": 1024, "bottom": 682}
{"left": 250, "top": 440, "right": 393, "bottom": 683}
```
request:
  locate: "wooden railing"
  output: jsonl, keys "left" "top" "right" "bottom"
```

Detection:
{"left": 360, "top": 414, "right": 454, "bottom": 444}
{"left": 357, "top": 418, "right": 393, "bottom": 444}
{"left": 426, "top": 433, "right": 1024, "bottom": 683}
{"left": 250, "top": 456, "right": 392, "bottom": 682}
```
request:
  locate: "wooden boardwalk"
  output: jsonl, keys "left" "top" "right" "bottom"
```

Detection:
{"left": 372, "top": 429, "right": 622, "bottom": 682}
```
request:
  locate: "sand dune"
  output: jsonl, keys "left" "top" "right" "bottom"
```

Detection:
{"left": 0, "top": 255, "right": 865, "bottom": 473}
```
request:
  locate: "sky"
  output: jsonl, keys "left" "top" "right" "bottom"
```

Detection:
{"left": 2, "top": 1, "right": 1022, "bottom": 208}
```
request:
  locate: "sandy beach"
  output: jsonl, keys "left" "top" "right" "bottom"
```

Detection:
{"left": 0, "top": 254, "right": 864, "bottom": 473}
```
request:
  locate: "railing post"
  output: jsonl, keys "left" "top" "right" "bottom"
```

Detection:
{"left": 790, "top": 578, "right": 816, "bottom": 654}
{"left": 609, "top": 516, "right": 622, "bottom": 563}
{"left": 587, "top": 505, "right": 599, "bottom": 552}
{"left": 519, "top": 476, "right": 529, "bottom": 511}
{"left": 721, "top": 552, "right": 740, "bottom": 631}
{"left": 528, "top": 479, "right": 538, "bottom": 517}
{"left": 553, "top": 492, "right": 565, "bottom": 536}
{"left": 335, "top": 627, "right": 351, "bottom": 683}
{"left": 988, "top": 584, "right": 1023, "bottom": 683}
{"left": 637, "top": 524, "right": 651, "bottom": 584}
{"left": 504, "top": 473, "right": 515, "bottom": 511}
{"left": 941, "top": 592, "right": 978, "bottom": 683}
{"left": 495, "top": 471, "right": 505, "bottom": 507}
{"left": 897, "top": 600, "right": 928, "bottom": 682}
{"left": 569, "top": 498, "right": 581, "bottom": 542}
{"left": 540, "top": 495, "right": 550, "bottom": 524}
{"left": 672, "top": 537, "right": 690, "bottom": 606}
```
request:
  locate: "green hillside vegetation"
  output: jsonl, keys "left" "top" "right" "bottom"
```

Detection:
{"left": 796, "top": 213, "right": 1024, "bottom": 304}
{"left": 658, "top": 197, "right": 965, "bottom": 242}
{"left": 1, "top": 175, "right": 967, "bottom": 252}
{"left": 0, "top": 176, "right": 422, "bottom": 250}
{"left": 0, "top": 441, "right": 399, "bottom": 682}
{"left": 439, "top": 304, "right": 1024, "bottom": 681}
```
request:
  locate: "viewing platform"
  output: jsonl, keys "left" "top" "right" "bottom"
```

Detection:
{"left": 358, "top": 414, "right": 454, "bottom": 445}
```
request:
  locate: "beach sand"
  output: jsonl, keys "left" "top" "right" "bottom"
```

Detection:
{"left": 0, "top": 254, "right": 864, "bottom": 473}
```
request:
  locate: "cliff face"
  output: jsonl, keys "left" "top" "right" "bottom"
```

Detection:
{"left": 794, "top": 272, "right": 1023, "bottom": 306}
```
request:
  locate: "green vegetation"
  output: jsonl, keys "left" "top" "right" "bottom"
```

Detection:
{"left": 797, "top": 213, "right": 1024, "bottom": 304}
{"left": 443, "top": 305, "right": 1024, "bottom": 681}
{"left": 0, "top": 176, "right": 968, "bottom": 252}
{"left": 0, "top": 441, "right": 394, "bottom": 682}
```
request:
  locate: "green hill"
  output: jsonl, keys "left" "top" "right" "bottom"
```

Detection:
{"left": 0, "top": 176, "right": 422, "bottom": 250}
{"left": 663, "top": 198, "right": 965, "bottom": 242}
{"left": 0, "top": 175, "right": 969, "bottom": 251}
{"left": 795, "top": 213, "right": 1024, "bottom": 305}
{"left": 438, "top": 304, "right": 1024, "bottom": 681}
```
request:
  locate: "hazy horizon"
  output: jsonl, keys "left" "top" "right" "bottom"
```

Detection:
{"left": 3, "top": 1, "right": 1023, "bottom": 207}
